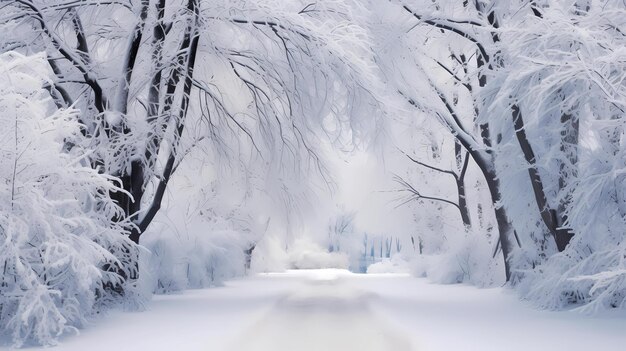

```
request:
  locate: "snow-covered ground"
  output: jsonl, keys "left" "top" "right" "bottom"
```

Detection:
{"left": 11, "top": 269, "right": 626, "bottom": 351}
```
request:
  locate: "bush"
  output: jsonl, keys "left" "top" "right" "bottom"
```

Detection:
{"left": 0, "top": 52, "right": 135, "bottom": 347}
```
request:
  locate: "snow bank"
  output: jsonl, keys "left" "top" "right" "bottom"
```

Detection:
{"left": 383, "top": 230, "right": 504, "bottom": 287}
{"left": 366, "top": 256, "right": 412, "bottom": 274}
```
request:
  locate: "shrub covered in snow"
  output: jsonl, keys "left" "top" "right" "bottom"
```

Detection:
{"left": 141, "top": 223, "right": 249, "bottom": 293}
{"left": 405, "top": 229, "right": 501, "bottom": 287}
{"left": 366, "top": 256, "right": 411, "bottom": 274}
{"left": 0, "top": 52, "right": 135, "bottom": 347}
{"left": 137, "top": 168, "right": 261, "bottom": 293}
{"left": 288, "top": 238, "right": 350, "bottom": 270}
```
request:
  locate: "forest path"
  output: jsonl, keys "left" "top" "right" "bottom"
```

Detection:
{"left": 229, "top": 269, "right": 413, "bottom": 351}
{"left": 37, "top": 269, "right": 626, "bottom": 351}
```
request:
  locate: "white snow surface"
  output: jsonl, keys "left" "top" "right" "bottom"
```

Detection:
{"left": 10, "top": 269, "right": 625, "bottom": 351}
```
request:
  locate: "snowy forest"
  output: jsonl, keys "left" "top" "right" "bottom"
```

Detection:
{"left": 0, "top": 0, "right": 625, "bottom": 349}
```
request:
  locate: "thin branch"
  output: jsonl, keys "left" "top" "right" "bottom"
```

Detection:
{"left": 401, "top": 4, "right": 490, "bottom": 63}
{"left": 396, "top": 147, "right": 457, "bottom": 178}
{"left": 15, "top": 0, "right": 108, "bottom": 112}
{"left": 209, "top": 17, "right": 311, "bottom": 40}
{"left": 434, "top": 59, "right": 472, "bottom": 92}
{"left": 392, "top": 174, "right": 461, "bottom": 212}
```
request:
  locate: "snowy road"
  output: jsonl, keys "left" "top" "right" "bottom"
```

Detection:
{"left": 21, "top": 269, "right": 626, "bottom": 351}
{"left": 229, "top": 270, "right": 412, "bottom": 351}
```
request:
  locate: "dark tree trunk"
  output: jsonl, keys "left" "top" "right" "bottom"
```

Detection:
{"left": 402, "top": 3, "right": 516, "bottom": 281}
{"left": 483, "top": 167, "right": 515, "bottom": 281}
{"left": 456, "top": 177, "right": 471, "bottom": 229}
{"left": 129, "top": 0, "right": 200, "bottom": 245}
{"left": 511, "top": 104, "right": 566, "bottom": 251}
{"left": 455, "top": 142, "right": 472, "bottom": 229}
{"left": 454, "top": 124, "right": 516, "bottom": 281}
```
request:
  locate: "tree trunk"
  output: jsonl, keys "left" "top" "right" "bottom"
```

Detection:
{"left": 456, "top": 129, "right": 515, "bottom": 281}
{"left": 555, "top": 110, "right": 579, "bottom": 251}
{"left": 456, "top": 177, "right": 471, "bottom": 229}
{"left": 455, "top": 141, "right": 472, "bottom": 229}
{"left": 511, "top": 104, "right": 564, "bottom": 251}
{"left": 483, "top": 166, "right": 515, "bottom": 281}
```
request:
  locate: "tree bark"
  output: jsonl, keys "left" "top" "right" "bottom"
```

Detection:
{"left": 555, "top": 110, "right": 579, "bottom": 251}
{"left": 135, "top": 0, "right": 200, "bottom": 242}
{"left": 482, "top": 162, "right": 515, "bottom": 281}
{"left": 455, "top": 141, "right": 472, "bottom": 229}
{"left": 451, "top": 118, "right": 515, "bottom": 281}
{"left": 511, "top": 104, "right": 562, "bottom": 250}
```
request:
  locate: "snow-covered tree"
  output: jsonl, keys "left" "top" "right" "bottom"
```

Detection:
{"left": 366, "top": 0, "right": 522, "bottom": 280}
{"left": 486, "top": 0, "right": 626, "bottom": 311}
{"left": 371, "top": 0, "right": 626, "bottom": 308}
{"left": 0, "top": 51, "right": 135, "bottom": 346}
{"left": 1, "top": 0, "right": 383, "bottom": 282}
